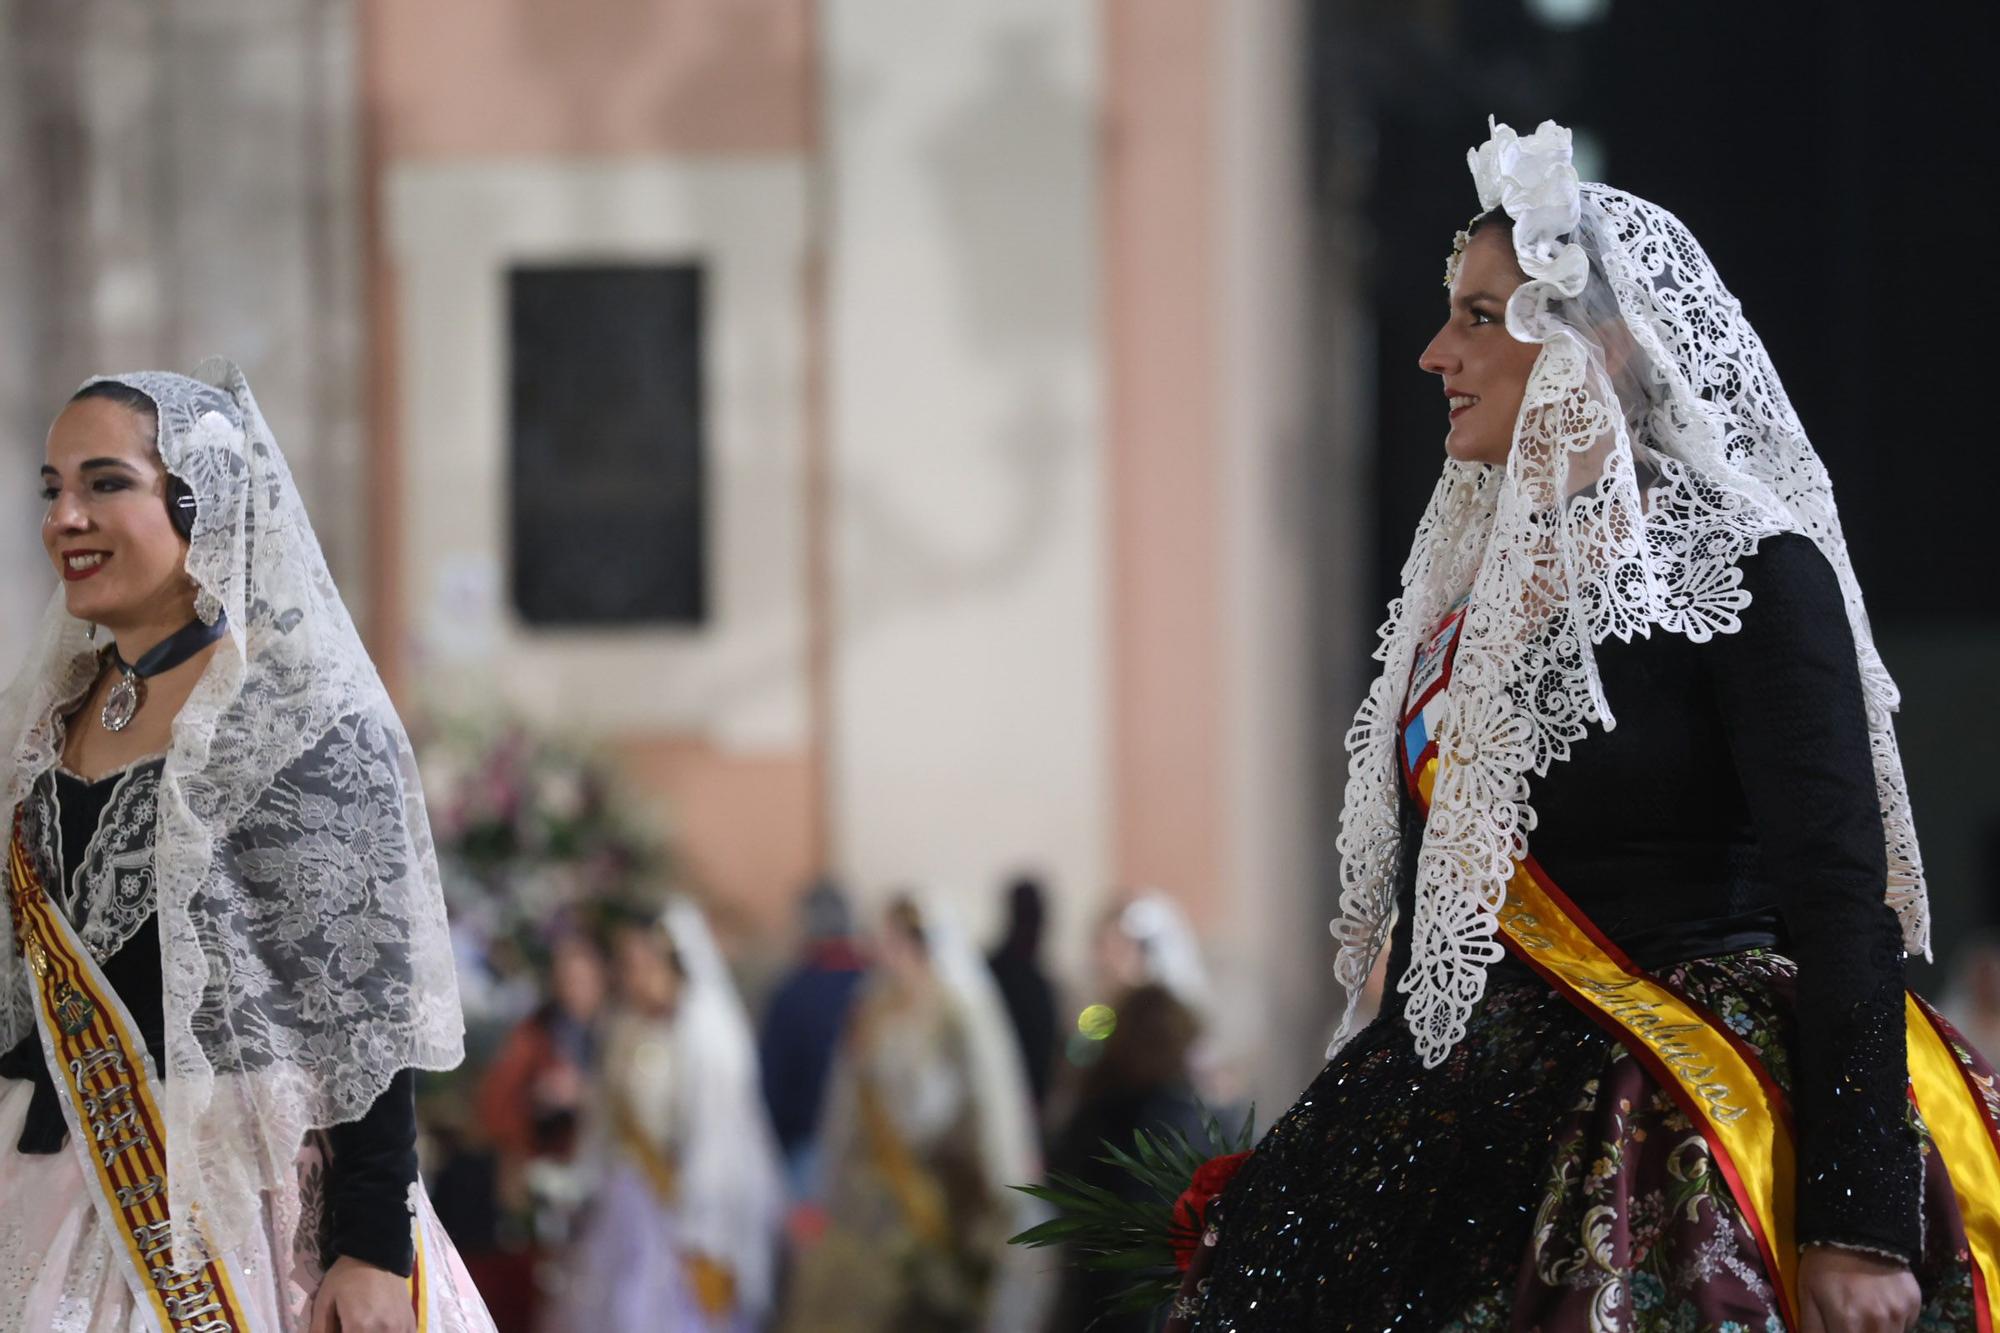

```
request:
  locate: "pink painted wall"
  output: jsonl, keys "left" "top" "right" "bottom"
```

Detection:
{"left": 1103, "top": 0, "right": 1225, "bottom": 923}
{"left": 366, "top": 0, "right": 811, "bottom": 159}
{"left": 617, "top": 739, "right": 819, "bottom": 937}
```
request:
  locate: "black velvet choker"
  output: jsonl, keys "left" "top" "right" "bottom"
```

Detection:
{"left": 100, "top": 612, "right": 229, "bottom": 732}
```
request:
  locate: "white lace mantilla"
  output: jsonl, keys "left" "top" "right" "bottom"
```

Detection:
{"left": 1328, "top": 122, "right": 1928, "bottom": 1068}
{"left": 0, "top": 360, "right": 465, "bottom": 1264}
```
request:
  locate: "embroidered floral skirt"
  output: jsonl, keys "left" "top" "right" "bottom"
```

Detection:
{"left": 1174, "top": 952, "right": 1986, "bottom": 1332}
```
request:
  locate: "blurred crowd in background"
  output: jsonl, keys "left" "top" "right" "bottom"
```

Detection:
{"left": 409, "top": 713, "right": 1269, "bottom": 1331}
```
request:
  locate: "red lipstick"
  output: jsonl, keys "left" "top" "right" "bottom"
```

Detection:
{"left": 60, "top": 549, "right": 110, "bottom": 583}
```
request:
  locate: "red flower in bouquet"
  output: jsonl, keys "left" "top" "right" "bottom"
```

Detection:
{"left": 1169, "top": 1151, "right": 1251, "bottom": 1270}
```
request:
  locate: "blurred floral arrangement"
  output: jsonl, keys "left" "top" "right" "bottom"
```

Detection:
{"left": 416, "top": 712, "right": 673, "bottom": 1026}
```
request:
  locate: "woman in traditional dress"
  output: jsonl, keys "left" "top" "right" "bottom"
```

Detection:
{"left": 469, "top": 926, "right": 605, "bottom": 1327}
{"left": 1170, "top": 122, "right": 1998, "bottom": 1332}
{"left": 1095, "top": 893, "right": 1213, "bottom": 1023}
{"left": 476, "top": 927, "right": 605, "bottom": 1220}
{"left": 0, "top": 363, "right": 494, "bottom": 1331}
{"left": 782, "top": 895, "right": 1040, "bottom": 1333}
{"left": 546, "top": 899, "right": 784, "bottom": 1332}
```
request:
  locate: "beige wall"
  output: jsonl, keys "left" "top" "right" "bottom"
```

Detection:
{"left": 362, "top": 0, "right": 820, "bottom": 932}
{"left": 820, "top": 0, "right": 1109, "bottom": 962}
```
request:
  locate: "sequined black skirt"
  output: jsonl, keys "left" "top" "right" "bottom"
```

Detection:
{"left": 1173, "top": 952, "right": 1984, "bottom": 1332}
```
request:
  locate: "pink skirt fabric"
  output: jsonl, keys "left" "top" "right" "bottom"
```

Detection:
{"left": 0, "top": 1076, "right": 497, "bottom": 1332}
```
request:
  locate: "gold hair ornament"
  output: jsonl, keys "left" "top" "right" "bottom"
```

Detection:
{"left": 1442, "top": 213, "right": 1486, "bottom": 289}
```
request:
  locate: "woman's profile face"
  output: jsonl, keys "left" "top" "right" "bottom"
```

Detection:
{"left": 40, "top": 397, "right": 190, "bottom": 630}
{"left": 1418, "top": 226, "right": 1545, "bottom": 466}
{"left": 877, "top": 913, "right": 930, "bottom": 989}
{"left": 613, "top": 926, "right": 680, "bottom": 1017}
{"left": 1093, "top": 910, "right": 1145, "bottom": 992}
{"left": 550, "top": 935, "right": 607, "bottom": 1022}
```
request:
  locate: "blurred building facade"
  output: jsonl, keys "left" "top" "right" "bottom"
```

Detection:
{"left": 7, "top": 0, "right": 1990, "bottom": 1130}
{"left": 1, "top": 0, "right": 1344, "bottom": 1105}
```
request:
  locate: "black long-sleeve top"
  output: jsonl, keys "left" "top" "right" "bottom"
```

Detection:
{"left": 1383, "top": 532, "right": 1922, "bottom": 1260}
{"left": 0, "top": 764, "right": 418, "bottom": 1276}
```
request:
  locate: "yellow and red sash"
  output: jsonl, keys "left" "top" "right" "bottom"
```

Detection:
{"left": 611, "top": 1087, "right": 682, "bottom": 1206}
{"left": 1907, "top": 996, "right": 2000, "bottom": 1333}
{"left": 1399, "top": 622, "right": 2000, "bottom": 1329}
{"left": 8, "top": 809, "right": 253, "bottom": 1332}
{"left": 608, "top": 1076, "right": 738, "bottom": 1317}
{"left": 8, "top": 810, "right": 434, "bottom": 1331}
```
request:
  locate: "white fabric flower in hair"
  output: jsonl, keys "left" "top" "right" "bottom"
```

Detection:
{"left": 1468, "top": 118, "right": 1577, "bottom": 222}
{"left": 1468, "top": 117, "right": 1588, "bottom": 310}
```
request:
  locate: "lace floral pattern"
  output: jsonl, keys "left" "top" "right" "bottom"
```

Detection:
{"left": 0, "top": 361, "right": 464, "bottom": 1263}
{"left": 18, "top": 774, "right": 64, "bottom": 915}
{"left": 288, "top": 1135, "right": 332, "bottom": 1292}
{"left": 68, "top": 763, "right": 164, "bottom": 961}
{"left": 1329, "top": 127, "right": 1929, "bottom": 1068}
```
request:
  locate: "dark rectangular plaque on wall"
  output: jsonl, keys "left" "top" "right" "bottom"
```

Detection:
{"left": 508, "top": 263, "right": 707, "bottom": 626}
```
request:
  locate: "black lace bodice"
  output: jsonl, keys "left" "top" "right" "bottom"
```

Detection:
{"left": 0, "top": 762, "right": 420, "bottom": 1276}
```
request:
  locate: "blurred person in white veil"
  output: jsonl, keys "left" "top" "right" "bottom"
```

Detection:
{"left": 1086, "top": 889, "right": 1246, "bottom": 1107}
{"left": 1096, "top": 891, "right": 1213, "bottom": 1020}
{"left": 545, "top": 898, "right": 784, "bottom": 1332}
{"left": 781, "top": 893, "right": 1040, "bottom": 1333}
{"left": 0, "top": 363, "right": 493, "bottom": 1330}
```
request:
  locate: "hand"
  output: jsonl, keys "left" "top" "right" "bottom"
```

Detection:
{"left": 1798, "top": 1245, "right": 1921, "bottom": 1333}
{"left": 310, "top": 1255, "right": 414, "bottom": 1333}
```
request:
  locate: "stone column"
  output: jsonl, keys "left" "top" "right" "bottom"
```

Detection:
{"left": 0, "top": 0, "right": 366, "bottom": 675}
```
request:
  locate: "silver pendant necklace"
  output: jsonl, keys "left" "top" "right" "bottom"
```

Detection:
{"left": 99, "top": 613, "right": 230, "bottom": 733}
{"left": 100, "top": 671, "right": 145, "bottom": 732}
